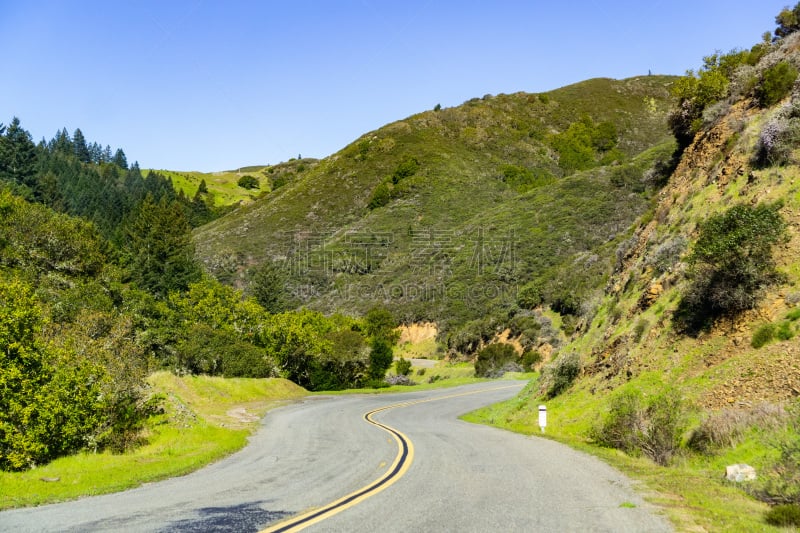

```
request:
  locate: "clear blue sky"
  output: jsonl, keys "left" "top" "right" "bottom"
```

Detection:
{"left": 0, "top": 1, "right": 789, "bottom": 171}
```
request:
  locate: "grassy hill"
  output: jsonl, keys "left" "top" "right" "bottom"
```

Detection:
{"left": 194, "top": 76, "right": 677, "bottom": 339}
{"left": 468, "top": 28, "right": 800, "bottom": 531}
{"left": 147, "top": 158, "right": 319, "bottom": 207}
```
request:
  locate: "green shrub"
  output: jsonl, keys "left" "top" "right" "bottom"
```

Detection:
{"left": 787, "top": 307, "right": 800, "bottom": 321}
{"left": 517, "top": 282, "right": 543, "bottom": 309}
{"left": 0, "top": 280, "right": 147, "bottom": 470}
{"left": 633, "top": 318, "right": 649, "bottom": 343}
{"left": 395, "top": 357, "right": 412, "bottom": 376}
{"left": 543, "top": 352, "right": 581, "bottom": 398}
{"left": 757, "top": 61, "right": 799, "bottom": 108}
{"left": 592, "top": 389, "right": 644, "bottom": 456}
{"left": 777, "top": 321, "right": 795, "bottom": 341}
{"left": 676, "top": 203, "right": 786, "bottom": 334}
{"left": 758, "top": 411, "right": 800, "bottom": 504}
{"left": 765, "top": 504, "right": 800, "bottom": 527}
{"left": 367, "top": 182, "right": 391, "bottom": 209}
{"left": 593, "top": 388, "right": 687, "bottom": 466}
{"left": 237, "top": 175, "right": 259, "bottom": 189}
{"left": 775, "top": 2, "right": 800, "bottom": 38}
{"left": 752, "top": 323, "right": 777, "bottom": 348}
{"left": 521, "top": 349, "right": 542, "bottom": 370}
{"left": 474, "top": 343, "right": 519, "bottom": 377}
{"left": 368, "top": 338, "right": 394, "bottom": 379}
{"left": 391, "top": 157, "right": 419, "bottom": 184}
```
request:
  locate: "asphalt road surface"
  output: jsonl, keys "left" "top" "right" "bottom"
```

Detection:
{"left": 0, "top": 381, "right": 671, "bottom": 532}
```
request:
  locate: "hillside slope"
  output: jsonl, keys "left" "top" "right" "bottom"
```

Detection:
{"left": 474, "top": 27, "right": 800, "bottom": 532}
{"left": 195, "top": 76, "right": 677, "bottom": 335}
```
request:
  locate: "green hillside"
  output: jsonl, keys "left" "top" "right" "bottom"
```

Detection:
{"left": 469, "top": 19, "right": 800, "bottom": 531}
{"left": 195, "top": 76, "right": 677, "bottom": 340}
{"left": 146, "top": 158, "right": 319, "bottom": 208}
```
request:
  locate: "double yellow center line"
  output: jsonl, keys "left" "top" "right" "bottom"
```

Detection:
{"left": 261, "top": 384, "right": 521, "bottom": 532}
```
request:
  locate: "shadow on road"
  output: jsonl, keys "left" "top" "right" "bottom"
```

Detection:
{"left": 164, "top": 501, "right": 291, "bottom": 532}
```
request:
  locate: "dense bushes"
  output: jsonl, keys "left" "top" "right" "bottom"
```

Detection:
{"left": 676, "top": 203, "right": 786, "bottom": 333}
{"left": 237, "top": 174, "right": 259, "bottom": 189}
{"left": 0, "top": 281, "right": 113, "bottom": 470}
{"left": 593, "top": 389, "right": 687, "bottom": 466}
{"left": 474, "top": 343, "right": 520, "bottom": 377}
{"left": 754, "top": 108, "right": 800, "bottom": 167}
{"left": 549, "top": 116, "right": 620, "bottom": 173}
{"left": 757, "top": 408, "right": 800, "bottom": 505}
{"left": 757, "top": 61, "right": 799, "bottom": 107}
{"left": 542, "top": 352, "right": 581, "bottom": 398}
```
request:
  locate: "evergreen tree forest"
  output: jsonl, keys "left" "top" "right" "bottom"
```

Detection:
{"left": 0, "top": 117, "right": 398, "bottom": 471}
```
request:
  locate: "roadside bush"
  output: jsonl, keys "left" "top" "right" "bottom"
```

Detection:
{"left": 675, "top": 203, "right": 786, "bottom": 334}
{"left": 757, "top": 410, "right": 800, "bottom": 504}
{"left": 177, "top": 324, "right": 274, "bottom": 377}
{"left": 0, "top": 280, "right": 130, "bottom": 470}
{"left": 593, "top": 388, "right": 687, "bottom": 466}
{"left": 766, "top": 504, "right": 800, "bottom": 527}
{"left": 542, "top": 352, "right": 581, "bottom": 398}
{"left": 368, "top": 337, "right": 394, "bottom": 379}
{"left": 521, "top": 349, "right": 542, "bottom": 370}
{"left": 475, "top": 343, "right": 518, "bottom": 377}
{"left": 756, "top": 61, "right": 799, "bottom": 108}
{"left": 395, "top": 357, "right": 412, "bottom": 376}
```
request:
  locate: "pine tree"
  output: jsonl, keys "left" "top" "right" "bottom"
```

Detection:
{"left": 126, "top": 195, "right": 202, "bottom": 297}
{"left": 73, "top": 128, "right": 90, "bottom": 163}
{"left": 52, "top": 128, "right": 73, "bottom": 155}
{"left": 0, "top": 117, "right": 38, "bottom": 189}
{"left": 112, "top": 149, "right": 128, "bottom": 170}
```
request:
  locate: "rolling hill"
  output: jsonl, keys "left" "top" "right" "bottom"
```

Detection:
{"left": 194, "top": 75, "right": 677, "bottom": 339}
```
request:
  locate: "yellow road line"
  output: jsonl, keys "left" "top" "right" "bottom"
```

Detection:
{"left": 260, "top": 384, "right": 521, "bottom": 533}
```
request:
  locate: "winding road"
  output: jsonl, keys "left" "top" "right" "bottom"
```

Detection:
{"left": 0, "top": 381, "right": 671, "bottom": 532}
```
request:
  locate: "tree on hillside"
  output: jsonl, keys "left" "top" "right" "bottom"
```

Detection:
{"left": 50, "top": 128, "right": 73, "bottom": 155}
{"left": 0, "top": 117, "right": 38, "bottom": 191}
{"left": 775, "top": 3, "right": 800, "bottom": 39}
{"left": 73, "top": 128, "right": 91, "bottom": 163}
{"left": 364, "top": 306, "right": 399, "bottom": 342}
{"left": 237, "top": 175, "right": 259, "bottom": 189}
{"left": 0, "top": 280, "right": 107, "bottom": 471}
{"left": 368, "top": 337, "right": 394, "bottom": 380}
{"left": 126, "top": 195, "right": 201, "bottom": 297}
{"left": 112, "top": 148, "right": 128, "bottom": 170}
{"left": 248, "top": 260, "right": 292, "bottom": 313}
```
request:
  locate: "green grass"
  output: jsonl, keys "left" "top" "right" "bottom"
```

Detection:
{"left": 146, "top": 168, "right": 266, "bottom": 207}
{"left": 0, "top": 373, "right": 307, "bottom": 510}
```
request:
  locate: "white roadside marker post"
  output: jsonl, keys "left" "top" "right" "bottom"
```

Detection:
{"left": 538, "top": 404, "right": 547, "bottom": 434}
